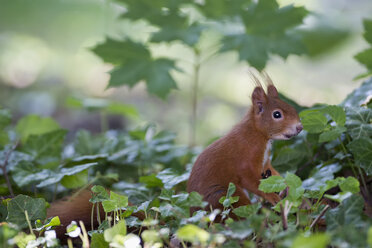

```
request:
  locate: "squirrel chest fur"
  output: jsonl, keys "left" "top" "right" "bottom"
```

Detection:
{"left": 187, "top": 80, "right": 303, "bottom": 208}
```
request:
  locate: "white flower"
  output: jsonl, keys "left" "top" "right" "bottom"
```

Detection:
{"left": 66, "top": 221, "right": 81, "bottom": 238}
{"left": 123, "top": 234, "right": 141, "bottom": 248}
{"left": 45, "top": 230, "right": 58, "bottom": 247}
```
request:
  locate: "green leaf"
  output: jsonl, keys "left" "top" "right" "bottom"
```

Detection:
{"left": 345, "top": 107, "right": 372, "bottom": 140}
{"left": 60, "top": 169, "right": 89, "bottom": 189}
{"left": 285, "top": 172, "right": 304, "bottom": 201}
{"left": 226, "top": 182, "right": 236, "bottom": 198}
{"left": 339, "top": 176, "right": 360, "bottom": 194}
{"left": 320, "top": 105, "right": 346, "bottom": 126}
{"left": 259, "top": 175, "right": 286, "bottom": 193}
{"left": 324, "top": 191, "right": 353, "bottom": 203}
{"left": 187, "top": 191, "right": 205, "bottom": 208}
{"left": 102, "top": 191, "right": 128, "bottom": 212}
{"left": 342, "top": 78, "right": 372, "bottom": 107}
{"left": 318, "top": 126, "right": 346, "bottom": 143}
{"left": 291, "top": 233, "right": 330, "bottom": 248}
{"left": 232, "top": 204, "right": 260, "bottom": 218}
{"left": 91, "top": 38, "right": 151, "bottom": 64}
{"left": 90, "top": 185, "right": 109, "bottom": 203}
{"left": 0, "top": 109, "right": 11, "bottom": 129}
{"left": 355, "top": 48, "right": 372, "bottom": 72}
{"left": 6, "top": 195, "right": 46, "bottom": 229}
{"left": 299, "top": 25, "right": 349, "bottom": 57}
{"left": 36, "top": 162, "right": 97, "bottom": 188}
{"left": 176, "top": 224, "right": 210, "bottom": 244}
{"left": 91, "top": 233, "right": 109, "bottom": 248}
{"left": 151, "top": 23, "right": 204, "bottom": 46}
{"left": 223, "top": 219, "right": 253, "bottom": 239}
{"left": 347, "top": 137, "right": 372, "bottom": 175}
{"left": 22, "top": 129, "right": 67, "bottom": 161}
{"left": 299, "top": 110, "right": 328, "bottom": 133}
{"left": 35, "top": 216, "right": 61, "bottom": 231}
{"left": 104, "top": 219, "right": 126, "bottom": 243}
{"left": 139, "top": 174, "right": 163, "bottom": 188}
{"left": 368, "top": 226, "right": 372, "bottom": 248}
{"left": 15, "top": 115, "right": 60, "bottom": 143}
{"left": 325, "top": 194, "right": 364, "bottom": 231}
{"left": 141, "top": 230, "right": 161, "bottom": 244}
{"left": 156, "top": 168, "right": 189, "bottom": 190}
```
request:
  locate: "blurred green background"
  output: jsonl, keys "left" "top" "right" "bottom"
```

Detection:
{"left": 0, "top": 0, "right": 371, "bottom": 144}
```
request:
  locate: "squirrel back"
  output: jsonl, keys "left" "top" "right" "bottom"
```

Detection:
{"left": 187, "top": 75, "right": 302, "bottom": 208}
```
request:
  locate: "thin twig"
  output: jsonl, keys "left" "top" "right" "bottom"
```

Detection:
{"left": 0, "top": 141, "right": 19, "bottom": 197}
{"left": 310, "top": 205, "right": 330, "bottom": 230}
{"left": 280, "top": 204, "right": 288, "bottom": 230}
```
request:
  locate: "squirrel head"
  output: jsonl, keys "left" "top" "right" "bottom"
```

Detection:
{"left": 251, "top": 84, "right": 303, "bottom": 140}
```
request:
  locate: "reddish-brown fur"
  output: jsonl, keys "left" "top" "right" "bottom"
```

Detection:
{"left": 187, "top": 82, "right": 302, "bottom": 209}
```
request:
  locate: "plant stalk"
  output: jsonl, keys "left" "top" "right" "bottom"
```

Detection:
{"left": 190, "top": 48, "right": 201, "bottom": 147}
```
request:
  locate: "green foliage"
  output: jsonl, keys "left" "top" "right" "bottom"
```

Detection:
{"left": 87, "top": 0, "right": 349, "bottom": 99}
{"left": 6, "top": 195, "right": 46, "bottom": 229}
{"left": 354, "top": 19, "right": 372, "bottom": 79}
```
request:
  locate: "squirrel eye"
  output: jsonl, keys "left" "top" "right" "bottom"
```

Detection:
{"left": 273, "top": 111, "right": 282, "bottom": 119}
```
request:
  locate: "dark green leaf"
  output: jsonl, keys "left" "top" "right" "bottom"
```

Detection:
{"left": 140, "top": 174, "right": 164, "bottom": 188}
{"left": 223, "top": 219, "right": 253, "bottom": 239}
{"left": 226, "top": 182, "right": 236, "bottom": 198}
{"left": 6, "top": 195, "right": 46, "bottom": 229}
{"left": 156, "top": 168, "right": 189, "bottom": 190}
{"left": 232, "top": 204, "right": 260, "bottom": 218}
{"left": 347, "top": 137, "right": 372, "bottom": 175}
{"left": 326, "top": 195, "right": 364, "bottom": 231}
{"left": 345, "top": 107, "right": 372, "bottom": 140}
{"left": 60, "top": 169, "right": 89, "bottom": 189}
{"left": 91, "top": 38, "right": 151, "bottom": 64}
{"left": 90, "top": 185, "right": 109, "bottom": 203}
{"left": 0, "top": 109, "right": 11, "bottom": 129}
{"left": 320, "top": 105, "right": 346, "bottom": 126}
{"left": 318, "top": 126, "right": 346, "bottom": 143}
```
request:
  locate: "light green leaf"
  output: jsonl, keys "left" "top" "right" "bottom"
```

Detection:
{"left": 139, "top": 174, "right": 163, "bottom": 188}
{"left": 285, "top": 173, "right": 304, "bottom": 201}
{"left": 15, "top": 115, "right": 60, "bottom": 143}
{"left": 324, "top": 192, "right": 353, "bottom": 203}
{"left": 61, "top": 169, "right": 89, "bottom": 189}
{"left": 35, "top": 216, "right": 61, "bottom": 231}
{"left": 90, "top": 185, "right": 109, "bottom": 203}
{"left": 347, "top": 137, "right": 372, "bottom": 175}
{"left": 259, "top": 175, "right": 286, "bottom": 193}
{"left": 6, "top": 195, "right": 46, "bottom": 229}
{"left": 232, "top": 204, "right": 260, "bottom": 218}
{"left": 342, "top": 78, "right": 372, "bottom": 107}
{"left": 141, "top": 230, "right": 161, "bottom": 244}
{"left": 291, "top": 233, "right": 330, "bottom": 248}
{"left": 299, "top": 110, "right": 328, "bottom": 133}
{"left": 226, "top": 182, "right": 236, "bottom": 198}
{"left": 102, "top": 192, "right": 128, "bottom": 213}
{"left": 104, "top": 219, "right": 126, "bottom": 243}
{"left": 339, "top": 176, "right": 360, "bottom": 194}
{"left": 320, "top": 105, "right": 346, "bottom": 126}
{"left": 0, "top": 109, "right": 11, "bottom": 129}
{"left": 176, "top": 224, "right": 210, "bottom": 244}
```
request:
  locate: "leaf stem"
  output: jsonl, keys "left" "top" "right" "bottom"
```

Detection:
{"left": 24, "top": 210, "right": 34, "bottom": 236}
{"left": 189, "top": 47, "right": 201, "bottom": 147}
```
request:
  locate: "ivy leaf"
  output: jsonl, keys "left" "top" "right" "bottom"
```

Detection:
{"left": 345, "top": 107, "right": 372, "bottom": 140}
{"left": 354, "top": 19, "right": 372, "bottom": 78}
{"left": 223, "top": 219, "right": 253, "bottom": 239}
{"left": 232, "top": 204, "right": 260, "bottom": 218}
{"left": 299, "top": 110, "right": 328, "bottom": 133}
{"left": 259, "top": 176, "right": 286, "bottom": 193}
{"left": 156, "top": 168, "right": 189, "bottom": 190}
{"left": 6, "top": 195, "right": 46, "bottom": 229}
{"left": 339, "top": 176, "right": 360, "bottom": 194}
{"left": 22, "top": 129, "right": 67, "bottom": 161}
{"left": 60, "top": 169, "right": 89, "bottom": 189}
{"left": 342, "top": 78, "right": 372, "bottom": 107}
{"left": 285, "top": 173, "right": 304, "bottom": 201}
{"left": 320, "top": 105, "right": 346, "bottom": 127}
{"left": 318, "top": 126, "right": 346, "bottom": 143}
{"left": 347, "top": 137, "right": 372, "bottom": 175}
{"left": 90, "top": 185, "right": 110, "bottom": 203}
{"left": 139, "top": 174, "right": 163, "bottom": 188}
{"left": 226, "top": 182, "right": 236, "bottom": 198}
{"left": 326, "top": 195, "right": 364, "bottom": 231}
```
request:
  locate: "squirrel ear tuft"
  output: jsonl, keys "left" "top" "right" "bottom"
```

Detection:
{"left": 252, "top": 87, "right": 266, "bottom": 114}
{"left": 267, "top": 85, "right": 279, "bottom": 98}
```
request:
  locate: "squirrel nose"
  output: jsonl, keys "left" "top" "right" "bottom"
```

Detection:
{"left": 296, "top": 124, "right": 303, "bottom": 134}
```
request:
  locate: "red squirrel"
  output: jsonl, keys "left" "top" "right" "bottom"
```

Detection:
{"left": 187, "top": 75, "right": 302, "bottom": 208}
{"left": 48, "top": 74, "right": 302, "bottom": 238}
